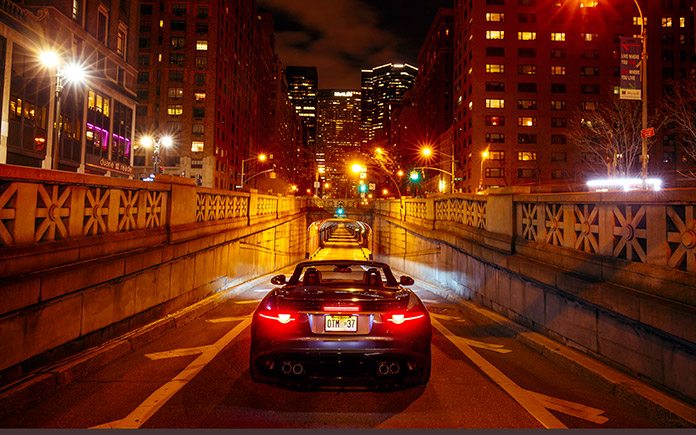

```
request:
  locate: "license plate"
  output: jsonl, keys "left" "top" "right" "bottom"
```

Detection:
{"left": 324, "top": 315, "right": 358, "bottom": 332}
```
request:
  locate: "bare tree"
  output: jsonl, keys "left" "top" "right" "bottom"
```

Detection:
{"left": 567, "top": 97, "right": 652, "bottom": 179}
{"left": 661, "top": 79, "right": 696, "bottom": 177}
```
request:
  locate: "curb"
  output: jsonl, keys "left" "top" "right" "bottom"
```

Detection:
{"left": 0, "top": 270, "right": 286, "bottom": 420}
{"left": 407, "top": 272, "right": 696, "bottom": 427}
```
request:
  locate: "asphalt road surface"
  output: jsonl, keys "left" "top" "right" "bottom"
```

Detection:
{"left": 0, "top": 229, "right": 688, "bottom": 428}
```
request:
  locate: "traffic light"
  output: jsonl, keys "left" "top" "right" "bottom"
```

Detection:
{"left": 358, "top": 183, "right": 368, "bottom": 193}
{"left": 409, "top": 170, "right": 421, "bottom": 182}
{"left": 336, "top": 201, "right": 345, "bottom": 217}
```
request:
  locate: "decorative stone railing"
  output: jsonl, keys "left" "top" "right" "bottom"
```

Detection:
{"left": 0, "top": 165, "right": 305, "bottom": 278}
{"left": 376, "top": 190, "right": 696, "bottom": 274}
{"left": 515, "top": 192, "right": 696, "bottom": 273}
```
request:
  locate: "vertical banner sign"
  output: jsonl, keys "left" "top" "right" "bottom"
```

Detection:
{"left": 620, "top": 37, "right": 642, "bottom": 100}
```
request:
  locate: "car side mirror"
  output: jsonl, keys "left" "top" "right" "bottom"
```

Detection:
{"left": 399, "top": 276, "right": 414, "bottom": 286}
{"left": 271, "top": 275, "right": 286, "bottom": 285}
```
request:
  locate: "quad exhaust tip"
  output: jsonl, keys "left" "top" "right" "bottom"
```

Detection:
{"left": 377, "top": 361, "right": 400, "bottom": 376}
{"left": 281, "top": 361, "right": 304, "bottom": 375}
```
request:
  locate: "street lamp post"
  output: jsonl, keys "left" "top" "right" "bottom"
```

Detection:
{"left": 240, "top": 153, "right": 268, "bottom": 189}
{"left": 139, "top": 134, "right": 173, "bottom": 176}
{"left": 633, "top": 0, "right": 649, "bottom": 184}
{"left": 420, "top": 146, "right": 456, "bottom": 193}
{"left": 478, "top": 148, "right": 490, "bottom": 193}
{"left": 39, "top": 50, "right": 87, "bottom": 170}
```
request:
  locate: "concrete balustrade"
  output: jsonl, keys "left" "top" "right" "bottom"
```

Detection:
{"left": 374, "top": 189, "right": 696, "bottom": 400}
{"left": 0, "top": 165, "right": 308, "bottom": 385}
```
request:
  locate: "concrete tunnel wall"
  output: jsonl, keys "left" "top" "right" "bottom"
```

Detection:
{"left": 371, "top": 213, "right": 695, "bottom": 401}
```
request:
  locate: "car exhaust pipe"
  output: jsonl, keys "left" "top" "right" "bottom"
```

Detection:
{"left": 292, "top": 363, "right": 304, "bottom": 375}
{"left": 281, "top": 361, "right": 293, "bottom": 375}
{"left": 377, "top": 362, "right": 390, "bottom": 376}
{"left": 389, "top": 362, "right": 400, "bottom": 375}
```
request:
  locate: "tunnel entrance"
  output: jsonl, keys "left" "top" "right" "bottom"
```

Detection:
{"left": 307, "top": 218, "right": 374, "bottom": 259}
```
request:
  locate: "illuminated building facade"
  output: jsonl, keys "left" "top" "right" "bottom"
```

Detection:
{"left": 453, "top": 0, "right": 696, "bottom": 192}
{"left": 135, "top": 0, "right": 263, "bottom": 190}
{"left": 317, "top": 90, "right": 362, "bottom": 195}
{"left": 0, "top": 0, "right": 138, "bottom": 177}
{"left": 286, "top": 66, "right": 319, "bottom": 172}
{"left": 361, "top": 63, "right": 418, "bottom": 147}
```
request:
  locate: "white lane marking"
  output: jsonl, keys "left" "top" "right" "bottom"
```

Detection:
{"left": 91, "top": 317, "right": 252, "bottom": 429}
{"left": 434, "top": 318, "right": 564, "bottom": 428}
{"left": 530, "top": 391, "right": 609, "bottom": 424}
{"left": 429, "top": 312, "right": 468, "bottom": 322}
{"left": 145, "top": 346, "right": 209, "bottom": 360}
{"left": 432, "top": 318, "right": 607, "bottom": 427}
{"left": 253, "top": 289, "right": 272, "bottom": 293}
{"left": 206, "top": 316, "right": 250, "bottom": 323}
{"left": 429, "top": 313, "right": 509, "bottom": 353}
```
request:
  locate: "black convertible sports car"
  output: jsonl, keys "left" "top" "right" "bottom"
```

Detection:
{"left": 249, "top": 260, "right": 431, "bottom": 389}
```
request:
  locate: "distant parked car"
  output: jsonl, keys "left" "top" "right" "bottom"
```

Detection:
{"left": 250, "top": 260, "right": 431, "bottom": 389}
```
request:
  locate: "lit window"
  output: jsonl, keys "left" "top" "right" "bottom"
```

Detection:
{"left": 485, "top": 64, "right": 505, "bottom": 73}
{"left": 168, "top": 88, "right": 184, "bottom": 99}
{"left": 551, "top": 100, "right": 566, "bottom": 110}
{"left": 680, "top": 17, "right": 685, "bottom": 28}
{"left": 517, "top": 64, "right": 537, "bottom": 75}
{"left": 551, "top": 65, "right": 566, "bottom": 75}
{"left": 194, "top": 92, "right": 206, "bottom": 102}
{"left": 518, "top": 31, "right": 536, "bottom": 40}
{"left": 581, "top": 33, "right": 598, "bottom": 42}
{"left": 489, "top": 151, "right": 505, "bottom": 160}
{"left": 551, "top": 32, "right": 566, "bottom": 41}
{"left": 579, "top": 1, "right": 598, "bottom": 6}
{"left": 486, "top": 99, "right": 505, "bottom": 109}
{"left": 551, "top": 100, "right": 565, "bottom": 110}
{"left": 196, "top": 40, "right": 208, "bottom": 50}
{"left": 486, "top": 13, "right": 504, "bottom": 22}
{"left": 485, "top": 116, "right": 505, "bottom": 126}
{"left": 191, "top": 141, "right": 204, "bottom": 152}
{"left": 661, "top": 17, "right": 672, "bottom": 28}
{"left": 116, "top": 25, "right": 128, "bottom": 58}
{"left": 518, "top": 152, "right": 537, "bottom": 161}
{"left": 486, "top": 30, "right": 505, "bottom": 40}
{"left": 518, "top": 117, "right": 536, "bottom": 127}
{"left": 633, "top": 17, "right": 647, "bottom": 26}
{"left": 167, "top": 104, "right": 183, "bottom": 115}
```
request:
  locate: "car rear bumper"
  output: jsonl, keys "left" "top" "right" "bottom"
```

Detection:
{"left": 250, "top": 336, "right": 430, "bottom": 387}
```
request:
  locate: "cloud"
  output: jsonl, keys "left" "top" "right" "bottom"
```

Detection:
{"left": 257, "top": 0, "right": 408, "bottom": 88}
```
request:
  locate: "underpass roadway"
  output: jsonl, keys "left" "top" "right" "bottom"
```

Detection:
{"left": 0, "top": 224, "right": 693, "bottom": 428}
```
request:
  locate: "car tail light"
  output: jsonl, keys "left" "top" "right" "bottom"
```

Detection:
{"left": 257, "top": 303, "right": 297, "bottom": 324}
{"left": 258, "top": 312, "right": 296, "bottom": 324}
{"left": 386, "top": 312, "right": 426, "bottom": 324}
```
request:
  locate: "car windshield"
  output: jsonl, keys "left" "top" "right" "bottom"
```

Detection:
{"left": 287, "top": 261, "right": 398, "bottom": 287}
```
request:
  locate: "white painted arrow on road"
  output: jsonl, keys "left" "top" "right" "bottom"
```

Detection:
{"left": 432, "top": 317, "right": 608, "bottom": 428}
{"left": 430, "top": 312, "right": 511, "bottom": 353}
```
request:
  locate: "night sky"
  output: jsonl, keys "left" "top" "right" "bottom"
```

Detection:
{"left": 256, "top": 0, "right": 454, "bottom": 89}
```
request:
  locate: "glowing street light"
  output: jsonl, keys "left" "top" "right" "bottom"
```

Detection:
{"left": 240, "top": 153, "right": 270, "bottom": 189}
{"left": 351, "top": 163, "right": 366, "bottom": 174}
{"left": 419, "top": 145, "right": 456, "bottom": 193}
{"left": 478, "top": 148, "right": 490, "bottom": 193}
{"left": 140, "top": 134, "right": 173, "bottom": 176}
{"left": 40, "top": 49, "right": 87, "bottom": 169}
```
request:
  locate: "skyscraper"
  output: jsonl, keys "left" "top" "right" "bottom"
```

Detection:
{"left": 317, "top": 90, "right": 362, "bottom": 195}
{"left": 286, "top": 66, "right": 319, "bottom": 173}
{"left": 361, "top": 63, "right": 418, "bottom": 147}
